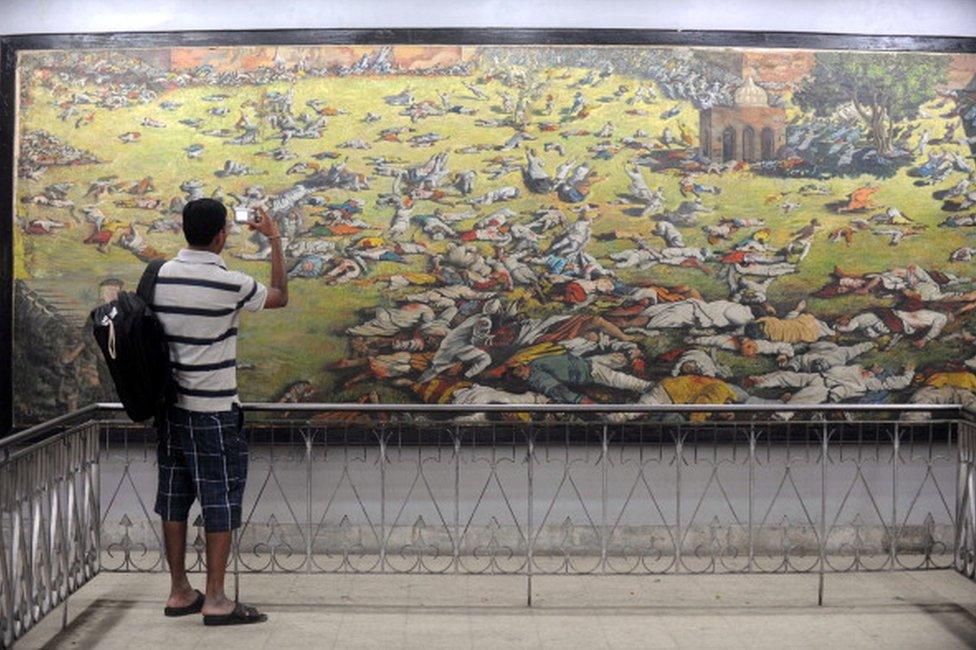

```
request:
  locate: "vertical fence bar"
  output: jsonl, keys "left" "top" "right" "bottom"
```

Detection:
{"left": 453, "top": 426, "right": 460, "bottom": 575}
{"left": 21, "top": 479, "right": 34, "bottom": 628}
{"left": 748, "top": 422, "right": 755, "bottom": 573}
{"left": 29, "top": 484, "right": 42, "bottom": 622}
{"left": 969, "top": 442, "right": 976, "bottom": 579}
{"left": 966, "top": 421, "right": 971, "bottom": 576}
{"left": 81, "top": 457, "right": 92, "bottom": 581}
{"left": 379, "top": 429, "right": 387, "bottom": 573}
{"left": 956, "top": 421, "right": 968, "bottom": 573}
{"left": 600, "top": 424, "right": 608, "bottom": 575}
{"left": 890, "top": 423, "right": 900, "bottom": 571}
{"left": 964, "top": 421, "right": 976, "bottom": 578}
{"left": 962, "top": 423, "right": 976, "bottom": 576}
{"left": 1, "top": 477, "right": 14, "bottom": 648}
{"left": 59, "top": 441, "right": 70, "bottom": 630}
{"left": 526, "top": 429, "right": 534, "bottom": 607}
{"left": 675, "top": 428, "right": 683, "bottom": 573}
{"left": 64, "top": 472, "right": 75, "bottom": 591}
{"left": 818, "top": 421, "right": 828, "bottom": 606}
{"left": 233, "top": 414, "right": 241, "bottom": 601}
{"left": 92, "top": 427, "right": 101, "bottom": 576}
{"left": 306, "top": 428, "right": 313, "bottom": 573}
{"left": 11, "top": 501, "right": 23, "bottom": 636}
{"left": 47, "top": 450, "right": 58, "bottom": 620}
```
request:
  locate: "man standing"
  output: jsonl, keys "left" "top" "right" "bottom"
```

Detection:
{"left": 153, "top": 199, "right": 287, "bottom": 625}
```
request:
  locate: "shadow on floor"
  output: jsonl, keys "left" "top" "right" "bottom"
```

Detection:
{"left": 35, "top": 598, "right": 135, "bottom": 650}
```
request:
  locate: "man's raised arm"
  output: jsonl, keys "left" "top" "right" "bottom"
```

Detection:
{"left": 252, "top": 209, "right": 288, "bottom": 309}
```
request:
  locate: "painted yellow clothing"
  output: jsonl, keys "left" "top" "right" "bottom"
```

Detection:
{"left": 356, "top": 237, "right": 386, "bottom": 249}
{"left": 397, "top": 272, "right": 438, "bottom": 286}
{"left": 502, "top": 342, "right": 566, "bottom": 367}
{"left": 659, "top": 375, "right": 738, "bottom": 422}
{"left": 926, "top": 372, "right": 976, "bottom": 391}
{"left": 756, "top": 313, "right": 823, "bottom": 343}
{"left": 103, "top": 219, "right": 127, "bottom": 233}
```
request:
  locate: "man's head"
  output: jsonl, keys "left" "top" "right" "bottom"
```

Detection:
{"left": 350, "top": 337, "right": 370, "bottom": 355}
{"left": 594, "top": 277, "right": 615, "bottom": 293}
{"left": 810, "top": 359, "right": 831, "bottom": 374}
{"left": 739, "top": 338, "right": 759, "bottom": 358}
{"left": 182, "top": 198, "right": 228, "bottom": 252}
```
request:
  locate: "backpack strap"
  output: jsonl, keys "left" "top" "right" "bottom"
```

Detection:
{"left": 136, "top": 260, "right": 166, "bottom": 304}
{"left": 137, "top": 260, "right": 172, "bottom": 422}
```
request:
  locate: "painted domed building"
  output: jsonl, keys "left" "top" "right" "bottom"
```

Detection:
{"left": 699, "top": 75, "right": 786, "bottom": 162}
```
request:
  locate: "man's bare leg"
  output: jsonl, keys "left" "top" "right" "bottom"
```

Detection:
{"left": 162, "top": 520, "right": 197, "bottom": 608}
{"left": 202, "top": 531, "right": 236, "bottom": 615}
{"left": 342, "top": 370, "right": 374, "bottom": 390}
{"left": 581, "top": 315, "right": 639, "bottom": 343}
{"left": 609, "top": 316, "right": 649, "bottom": 329}
{"left": 330, "top": 357, "right": 370, "bottom": 370}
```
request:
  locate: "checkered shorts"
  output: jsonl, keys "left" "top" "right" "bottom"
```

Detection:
{"left": 154, "top": 405, "right": 248, "bottom": 533}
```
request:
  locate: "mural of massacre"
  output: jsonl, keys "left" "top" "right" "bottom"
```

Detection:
{"left": 11, "top": 43, "right": 976, "bottom": 424}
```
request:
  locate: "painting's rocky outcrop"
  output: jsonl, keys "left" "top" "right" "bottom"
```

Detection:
{"left": 13, "top": 280, "right": 111, "bottom": 422}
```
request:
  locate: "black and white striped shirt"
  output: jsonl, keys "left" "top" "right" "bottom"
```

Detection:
{"left": 153, "top": 249, "right": 267, "bottom": 412}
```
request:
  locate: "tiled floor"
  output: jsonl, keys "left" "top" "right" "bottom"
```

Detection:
{"left": 16, "top": 569, "right": 976, "bottom": 648}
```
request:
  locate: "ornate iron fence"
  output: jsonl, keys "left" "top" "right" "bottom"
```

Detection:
{"left": 2, "top": 402, "right": 974, "bottom": 647}
{"left": 956, "top": 417, "right": 976, "bottom": 578}
{"left": 1, "top": 406, "right": 101, "bottom": 649}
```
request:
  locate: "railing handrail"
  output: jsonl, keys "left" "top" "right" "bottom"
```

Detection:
{"left": 1, "top": 401, "right": 967, "bottom": 455}
{"left": 235, "top": 402, "right": 965, "bottom": 414}
{"left": 0, "top": 403, "right": 101, "bottom": 456}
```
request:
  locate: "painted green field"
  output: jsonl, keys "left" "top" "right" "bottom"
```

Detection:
{"left": 14, "top": 66, "right": 976, "bottom": 403}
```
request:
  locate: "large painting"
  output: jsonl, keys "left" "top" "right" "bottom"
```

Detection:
{"left": 7, "top": 33, "right": 976, "bottom": 424}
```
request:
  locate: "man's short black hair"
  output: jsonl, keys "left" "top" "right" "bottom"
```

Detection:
{"left": 182, "top": 198, "right": 227, "bottom": 247}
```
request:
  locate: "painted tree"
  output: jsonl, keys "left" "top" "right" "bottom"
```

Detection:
{"left": 793, "top": 52, "right": 948, "bottom": 156}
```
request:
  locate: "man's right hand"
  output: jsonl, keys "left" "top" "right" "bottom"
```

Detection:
{"left": 249, "top": 208, "right": 280, "bottom": 239}
{"left": 254, "top": 207, "right": 288, "bottom": 309}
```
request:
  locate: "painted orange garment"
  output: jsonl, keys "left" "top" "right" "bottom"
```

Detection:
{"left": 326, "top": 224, "right": 363, "bottom": 236}
{"left": 658, "top": 375, "right": 738, "bottom": 422}
{"left": 537, "top": 315, "right": 600, "bottom": 343}
{"left": 562, "top": 281, "right": 588, "bottom": 303}
{"left": 654, "top": 285, "right": 700, "bottom": 302}
{"left": 844, "top": 187, "right": 878, "bottom": 211}
{"left": 755, "top": 314, "right": 823, "bottom": 343}
{"left": 413, "top": 377, "right": 473, "bottom": 404}
{"left": 137, "top": 247, "right": 167, "bottom": 262}
{"left": 408, "top": 352, "right": 435, "bottom": 373}
{"left": 925, "top": 372, "right": 976, "bottom": 391}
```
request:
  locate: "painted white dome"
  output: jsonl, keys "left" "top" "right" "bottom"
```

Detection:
{"left": 734, "top": 75, "right": 768, "bottom": 107}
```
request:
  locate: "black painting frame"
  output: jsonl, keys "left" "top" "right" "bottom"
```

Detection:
{"left": 3, "top": 27, "right": 976, "bottom": 435}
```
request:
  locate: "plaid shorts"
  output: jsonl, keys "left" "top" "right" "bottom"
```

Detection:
{"left": 154, "top": 405, "right": 248, "bottom": 533}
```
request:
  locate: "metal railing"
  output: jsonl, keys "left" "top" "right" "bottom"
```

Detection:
{"left": 1, "top": 402, "right": 974, "bottom": 647}
{"left": 1, "top": 406, "right": 101, "bottom": 649}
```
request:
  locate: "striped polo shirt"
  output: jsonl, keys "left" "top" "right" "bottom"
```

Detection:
{"left": 153, "top": 249, "right": 267, "bottom": 412}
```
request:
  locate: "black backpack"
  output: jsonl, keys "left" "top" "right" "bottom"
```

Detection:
{"left": 90, "top": 260, "right": 172, "bottom": 422}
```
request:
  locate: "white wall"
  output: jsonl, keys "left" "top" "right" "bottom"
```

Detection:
{"left": 2, "top": 0, "right": 976, "bottom": 38}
